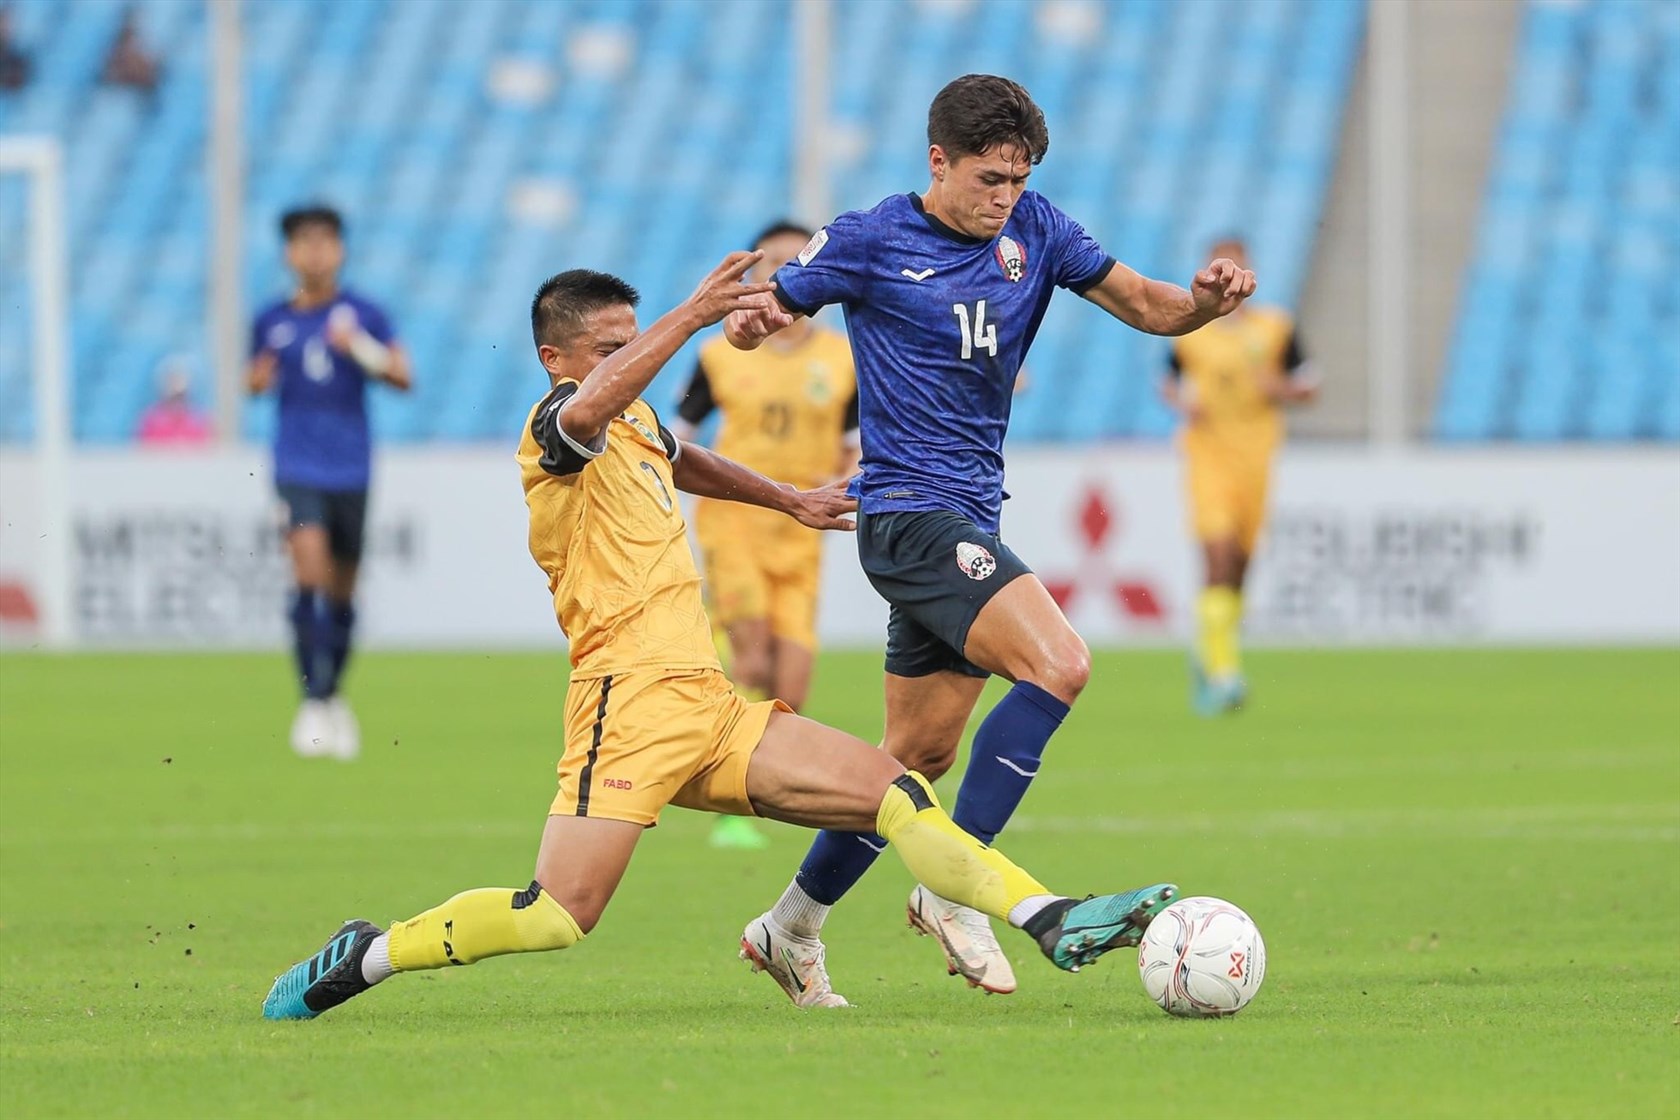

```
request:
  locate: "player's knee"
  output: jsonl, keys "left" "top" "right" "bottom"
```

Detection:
{"left": 1034, "top": 637, "right": 1091, "bottom": 701}
{"left": 533, "top": 878, "right": 607, "bottom": 937}
{"left": 888, "top": 735, "right": 959, "bottom": 781}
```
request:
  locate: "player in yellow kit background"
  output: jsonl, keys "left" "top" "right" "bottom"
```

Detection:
{"left": 673, "top": 222, "right": 860, "bottom": 849}
{"left": 1161, "top": 236, "right": 1318, "bottom": 716}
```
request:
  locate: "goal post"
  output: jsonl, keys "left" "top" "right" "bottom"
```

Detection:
{"left": 0, "top": 134, "right": 74, "bottom": 649}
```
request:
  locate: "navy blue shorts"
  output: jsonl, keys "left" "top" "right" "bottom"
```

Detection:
{"left": 277, "top": 484, "right": 368, "bottom": 563}
{"left": 856, "top": 509, "right": 1032, "bottom": 679}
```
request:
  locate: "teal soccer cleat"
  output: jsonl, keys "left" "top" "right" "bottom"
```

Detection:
{"left": 1025, "top": 885, "right": 1178, "bottom": 971}
{"left": 262, "top": 919, "right": 382, "bottom": 1021}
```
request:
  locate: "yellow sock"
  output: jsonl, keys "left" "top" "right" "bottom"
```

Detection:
{"left": 875, "top": 772, "right": 1051, "bottom": 922}
{"left": 385, "top": 881, "right": 583, "bottom": 971}
{"left": 1197, "top": 587, "right": 1242, "bottom": 678}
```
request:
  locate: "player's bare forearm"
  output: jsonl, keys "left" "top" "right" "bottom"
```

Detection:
{"left": 673, "top": 442, "right": 857, "bottom": 531}
{"left": 1084, "top": 258, "right": 1256, "bottom": 336}
{"left": 562, "top": 251, "right": 770, "bottom": 446}
{"left": 247, "top": 353, "right": 277, "bottom": 395}
{"left": 380, "top": 344, "right": 414, "bottom": 391}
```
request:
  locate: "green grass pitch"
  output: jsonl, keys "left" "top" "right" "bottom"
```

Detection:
{"left": 2, "top": 648, "right": 1677, "bottom": 1118}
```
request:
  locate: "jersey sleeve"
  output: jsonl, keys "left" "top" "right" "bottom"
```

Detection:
{"left": 356, "top": 299, "right": 397, "bottom": 344}
{"left": 530, "top": 381, "right": 606, "bottom": 477}
{"left": 249, "top": 309, "right": 272, "bottom": 358}
{"left": 1041, "top": 200, "right": 1116, "bottom": 295}
{"left": 645, "top": 403, "right": 683, "bottom": 461}
{"left": 1282, "top": 327, "right": 1308, "bottom": 376}
{"left": 675, "top": 358, "right": 717, "bottom": 425}
{"left": 772, "top": 211, "right": 871, "bottom": 316}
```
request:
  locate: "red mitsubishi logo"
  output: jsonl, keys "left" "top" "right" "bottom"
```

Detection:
{"left": 1042, "top": 485, "right": 1166, "bottom": 623}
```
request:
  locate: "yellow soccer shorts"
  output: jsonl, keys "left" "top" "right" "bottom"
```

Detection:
{"left": 694, "top": 498, "right": 822, "bottom": 649}
{"left": 552, "top": 668, "right": 791, "bottom": 827}
{"left": 1185, "top": 449, "right": 1274, "bottom": 555}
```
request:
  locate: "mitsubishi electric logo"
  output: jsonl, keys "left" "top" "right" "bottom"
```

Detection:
{"left": 1041, "top": 484, "right": 1165, "bottom": 623}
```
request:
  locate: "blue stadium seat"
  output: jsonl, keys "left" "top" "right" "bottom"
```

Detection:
{"left": 1, "top": 0, "right": 1364, "bottom": 444}
{"left": 1438, "top": 0, "right": 1677, "bottom": 441}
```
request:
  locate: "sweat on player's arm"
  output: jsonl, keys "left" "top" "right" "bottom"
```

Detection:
{"left": 559, "top": 250, "right": 772, "bottom": 445}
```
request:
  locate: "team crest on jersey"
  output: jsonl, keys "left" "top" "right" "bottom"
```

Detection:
{"left": 994, "top": 236, "right": 1027, "bottom": 283}
{"left": 955, "top": 541, "right": 998, "bottom": 581}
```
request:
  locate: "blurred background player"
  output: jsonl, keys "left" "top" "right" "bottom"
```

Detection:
{"left": 1161, "top": 236, "right": 1317, "bottom": 716}
{"left": 248, "top": 205, "right": 412, "bottom": 759}
{"left": 671, "top": 220, "right": 860, "bottom": 851}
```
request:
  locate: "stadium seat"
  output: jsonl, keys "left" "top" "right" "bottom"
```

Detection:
{"left": 0, "top": 0, "right": 1364, "bottom": 444}
{"left": 1437, "top": 0, "right": 1677, "bottom": 441}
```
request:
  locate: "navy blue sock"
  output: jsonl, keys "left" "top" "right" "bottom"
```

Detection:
{"left": 794, "top": 828, "right": 888, "bottom": 905}
{"left": 952, "top": 680, "right": 1069, "bottom": 845}
{"left": 323, "top": 600, "right": 356, "bottom": 696}
{"left": 288, "top": 588, "right": 331, "bottom": 700}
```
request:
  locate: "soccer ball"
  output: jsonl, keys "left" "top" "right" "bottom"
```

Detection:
{"left": 1137, "top": 896, "right": 1266, "bottom": 1018}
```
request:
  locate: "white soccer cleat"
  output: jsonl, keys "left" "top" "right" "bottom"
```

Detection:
{"left": 907, "top": 884, "right": 1018, "bottom": 994}
{"left": 739, "top": 914, "right": 849, "bottom": 1009}
{"left": 325, "top": 697, "right": 360, "bottom": 761}
{"left": 289, "top": 700, "right": 334, "bottom": 759}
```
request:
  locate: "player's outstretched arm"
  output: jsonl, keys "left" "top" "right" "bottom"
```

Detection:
{"left": 561, "top": 252, "right": 771, "bottom": 447}
{"left": 1082, "top": 258, "right": 1256, "bottom": 336}
{"left": 671, "top": 442, "right": 857, "bottom": 531}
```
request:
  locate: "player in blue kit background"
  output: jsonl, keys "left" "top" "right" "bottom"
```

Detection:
{"left": 725, "top": 75, "right": 1255, "bottom": 1006}
{"left": 248, "top": 206, "right": 412, "bottom": 761}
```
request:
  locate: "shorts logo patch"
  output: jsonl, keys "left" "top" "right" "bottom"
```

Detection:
{"left": 995, "top": 236, "right": 1027, "bottom": 282}
{"left": 797, "top": 228, "right": 830, "bottom": 266}
{"left": 601, "top": 778, "right": 633, "bottom": 790}
{"left": 955, "top": 541, "right": 998, "bottom": 581}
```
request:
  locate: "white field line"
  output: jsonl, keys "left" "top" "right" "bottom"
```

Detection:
{"left": 0, "top": 802, "right": 1675, "bottom": 848}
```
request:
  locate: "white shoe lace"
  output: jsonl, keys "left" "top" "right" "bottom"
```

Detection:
{"left": 951, "top": 903, "right": 1006, "bottom": 958}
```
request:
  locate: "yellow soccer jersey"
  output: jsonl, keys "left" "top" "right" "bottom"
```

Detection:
{"left": 1170, "top": 306, "right": 1305, "bottom": 458}
{"left": 517, "top": 380, "right": 720, "bottom": 678}
{"left": 679, "top": 328, "right": 857, "bottom": 489}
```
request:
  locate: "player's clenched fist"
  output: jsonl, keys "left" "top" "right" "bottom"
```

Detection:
{"left": 684, "top": 250, "right": 778, "bottom": 328}
{"left": 1191, "top": 257, "right": 1257, "bottom": 319}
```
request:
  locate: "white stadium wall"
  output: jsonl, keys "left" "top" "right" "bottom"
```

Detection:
{"left": 1, "top": 446, "right": 1676, "bottom": 651}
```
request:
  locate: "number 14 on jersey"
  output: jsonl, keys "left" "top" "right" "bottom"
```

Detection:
{"left": 952, "top": 300, "right": 999, "bottom": 360}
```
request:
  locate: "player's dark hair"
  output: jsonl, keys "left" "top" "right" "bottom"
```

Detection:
{"left": 531, "top": 269, "right": 641, "bottom": 350}
{"left": 279, "top": 205, "right": 345, "bottom": 240}
{"left": 750, "top": 220, "right": 814, "bottom": 249}
{"left": 927, "top": 74, "right": 1049, "bottom": 165}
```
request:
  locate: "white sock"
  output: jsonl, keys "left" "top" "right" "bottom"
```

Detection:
{"left": 1006, "top": 894, "right": 1058, "bottom": 929}
{"left": 768, "top": 881, "right": 831, "bottom": 940}
{"left": 360, "top": 932, "right": 394, "bottom": 984}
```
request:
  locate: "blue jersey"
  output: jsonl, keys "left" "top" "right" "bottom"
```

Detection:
{"left": 251, "top": 290, "right": 395, "bottom": 491}
{"left": 772, "top": 191, "right": 1113, "bottom": 533}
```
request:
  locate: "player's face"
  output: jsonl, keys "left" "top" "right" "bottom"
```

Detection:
{"left": 751, "top": 231, "right": 809, "bottom": 282}
{"left": 284, "top": 225, "right": 345, "bottom": 286}
{"left": 933, "top": 143, "right": 1032, "bottom": 239}
{"left": 540, "top": 304, "right": 640, "bottom": 383}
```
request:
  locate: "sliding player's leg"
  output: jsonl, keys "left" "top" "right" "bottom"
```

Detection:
{"left": 262, "top": 813, "right": 639, "bottom": 1021}
{"left": 737, "top": 710, "right": 1175, "bottom": 1005}
{"left": 264, "top": 668, "right": 713, "bottom": 1021}
{"left": 754, "top": 662, "right": 984, "bottom": 998}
